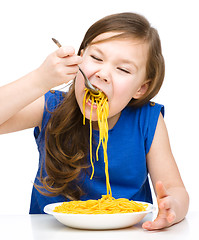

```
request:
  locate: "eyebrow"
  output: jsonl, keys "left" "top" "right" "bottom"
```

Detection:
{"left": 90, "top": 45, "right": 138, "bottom": 70}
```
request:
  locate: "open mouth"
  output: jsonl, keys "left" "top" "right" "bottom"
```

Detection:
{"left": 82, "top": 88, "right": 109, "bottom": 125}
{"left": 84, "top": 88, "right": 108, "bottom": 109}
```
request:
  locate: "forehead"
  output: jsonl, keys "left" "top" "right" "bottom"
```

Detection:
{"left": 91, "top": 31, "right": 125, "bottom": 43}
{"left": 89, "top": 32, "right": 149, "bottom": 67}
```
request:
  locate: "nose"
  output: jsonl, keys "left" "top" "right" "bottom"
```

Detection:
{"left": 95, "top": 67, "right": 111, "bottom": 83}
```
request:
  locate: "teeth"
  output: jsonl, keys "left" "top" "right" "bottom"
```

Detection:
{"left": 88, "top": 99, "right": 97, "bottom": 105}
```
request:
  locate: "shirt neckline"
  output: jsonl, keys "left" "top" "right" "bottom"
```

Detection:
{"left": 93, "top": 108, "right": 126, "bottom": 133}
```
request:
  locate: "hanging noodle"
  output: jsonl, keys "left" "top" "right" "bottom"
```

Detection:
{"left": 54, "top": 89, "right": 148, "bottom": 214}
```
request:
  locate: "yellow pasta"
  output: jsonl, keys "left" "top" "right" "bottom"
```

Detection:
{"left": 83, "top": 88, "right": 111, "bottom": 196}
{"left": 54, "top": 88, "right": 148, "bottom": 214}
{"left": 54, "top": 195, "right": 148, "bottom": 214}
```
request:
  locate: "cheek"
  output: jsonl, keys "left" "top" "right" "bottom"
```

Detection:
{"left": 75, "top": 74, "right": 98, "bottom": 121}
{"left": 114, "top": 81, "right": 137, "bottom": 102}
{"left": 79, "top": 56, "right": 99, "bottom": 79}
{"left": 75, "top": 71, "right": 85, "bottom": 89}
{"left": 108, "top": 81, "right": 138, "bottom": 115}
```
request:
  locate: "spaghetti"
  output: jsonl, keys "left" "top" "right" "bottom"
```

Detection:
{"left": 83, "top": 88, "right": 111, "bottom": 196}
{"left": 54, "top": 88, "right": 148, "bottom": 214}
{"left": 54, "top": 195, "right": 148, "bottom": 214}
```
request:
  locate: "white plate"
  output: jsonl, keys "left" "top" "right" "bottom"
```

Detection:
{"left": 44, "top": 201, "right": 154, "bottom": 230}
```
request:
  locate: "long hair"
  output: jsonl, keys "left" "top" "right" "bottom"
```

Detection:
{"left": 37, "top": 12, "right": 165, "bottom": 200}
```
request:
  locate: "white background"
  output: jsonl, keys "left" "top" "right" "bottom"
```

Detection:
{"left": 0, "top": 0, "right": 198, "bottom": 214}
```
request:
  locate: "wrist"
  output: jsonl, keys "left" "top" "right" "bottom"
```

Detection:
{"left": 167, "top": 187, "right": 189, "bottom": 223}
{"left": 31, "top": 68, "right": 53, "bottom": 94}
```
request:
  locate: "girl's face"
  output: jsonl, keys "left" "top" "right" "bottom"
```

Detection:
{"left": 75, "top": 32, "right": 149, "bottom": 129}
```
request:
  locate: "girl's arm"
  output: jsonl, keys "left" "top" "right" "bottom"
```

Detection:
{"left": 0, "top": 46, "right": 82, "bottom": 134}
{"left": 143, "top": 113, "right": 189, "bottom": 230}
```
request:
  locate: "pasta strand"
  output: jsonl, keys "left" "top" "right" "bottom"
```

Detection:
{"left": 54, "top": 88, "right": 148, "bottom": 214}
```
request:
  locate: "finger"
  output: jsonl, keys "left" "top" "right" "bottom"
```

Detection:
{"left": 167, "top": 209, "right": 176, "bottom": 223}
{"left": 142, "top": 218, "right": 167, "bottom": 230}
{"left": 156, "top": 208, "right": 176, "bottom": 225}
{"left": 156, "top": 181, "right": 168, "bottom": 199}
{"left": 142, "top": 221, "right": 152, "bottom": 230}
{"left": 143, "top": 208, "right": 176, "bottom": 230}
{"left": 56, "top": 46, "right": 75, "bottom": 58}
{"left": 158, "top": 195, "right": 174, "bottom": 210}
{"left": 63, "top": 65, "right": 79, "bottom": 75}
{"left": 62, "top": 55, "right": 83, "bottom": 66}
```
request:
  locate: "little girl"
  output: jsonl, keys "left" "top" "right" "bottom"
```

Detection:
{"left": 0, "top": 12, "right": 189, "bottom": 230}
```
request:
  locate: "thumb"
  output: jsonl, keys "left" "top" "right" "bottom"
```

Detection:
{"left": 156, "top": 181, "right": 168, "bottom": 199}
{"left": 56, "top": 46, "right": 75, "bottom": 58}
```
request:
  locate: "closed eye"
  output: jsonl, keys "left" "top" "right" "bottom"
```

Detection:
{"left": 117, "top": 67, "right": 131, "bottom": 74}
{"left": 91, "top": 55, "right": 103, "bottom": 62}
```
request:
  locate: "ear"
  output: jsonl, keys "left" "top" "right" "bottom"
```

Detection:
{"left": 133, "top": 80, "right": 150, "bottom": 99}
{"left": 80, "top": 49, "right": 84, "bottom": 57}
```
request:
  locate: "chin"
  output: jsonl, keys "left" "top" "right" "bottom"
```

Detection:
{"left": 80, "top": 107, "right": 97, "bottom": 121}
{"left": 85, "top": 115, "right": 98, "bottom": 122}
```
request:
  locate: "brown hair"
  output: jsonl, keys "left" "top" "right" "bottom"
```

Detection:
{"left": 78, "top": 12, "right": 165, "bottom": 107}
{"left": 37, "top": 12, "right": 165, "bottom": 200}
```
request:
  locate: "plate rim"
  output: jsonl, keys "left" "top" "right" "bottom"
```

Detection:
{"left": 44, "top": 200, "right": 155, "bottom": 216}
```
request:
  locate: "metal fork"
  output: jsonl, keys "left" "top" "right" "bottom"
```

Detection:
{"left": 52, "top": 38, "right": 99, "bottom": 94}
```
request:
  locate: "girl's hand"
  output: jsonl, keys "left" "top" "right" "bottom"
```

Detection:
{"left": 36, "top": 46, "right": 82, "bottom": 91}
{"left": 142, "top": 181, "right": 176, "bottom": 230}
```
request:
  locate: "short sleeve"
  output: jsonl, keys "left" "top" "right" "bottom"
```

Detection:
{"left": 140, "top": 102, "right": 164, "bottom": 154}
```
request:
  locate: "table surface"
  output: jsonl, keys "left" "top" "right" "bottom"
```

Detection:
{"left": 0, "top": 211, "right": 197, "bottom": 240}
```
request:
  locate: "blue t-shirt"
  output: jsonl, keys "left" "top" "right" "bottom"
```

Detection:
{"left": 30, "top": 91, "right": 164, "bottom": 214}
